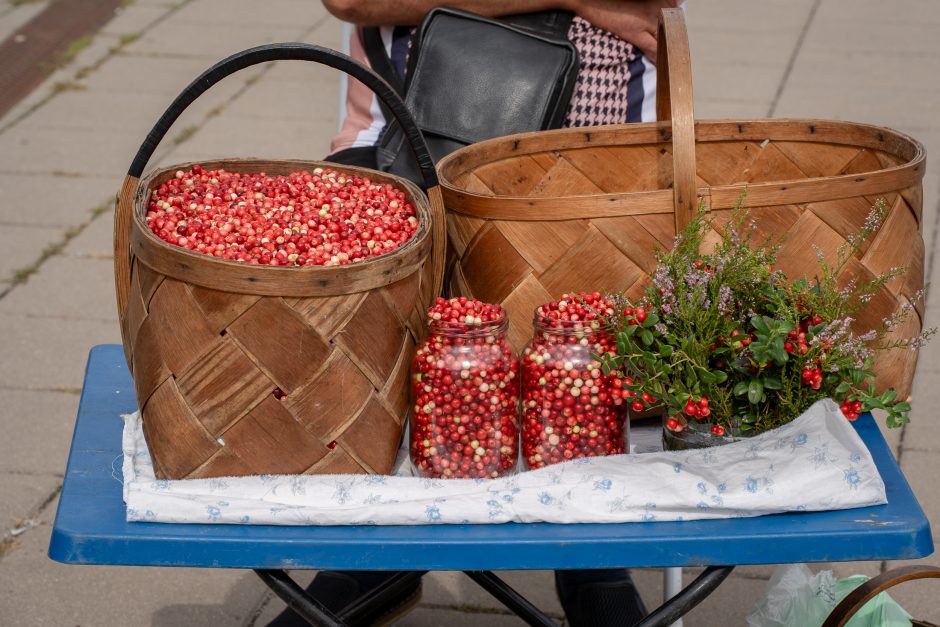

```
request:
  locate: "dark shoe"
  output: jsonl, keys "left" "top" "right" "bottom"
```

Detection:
{"left": 266, "top": 570, "right": 422, "bottom": 627}
{"left": 555, "top": 569, "right": 648, "bottom": 627}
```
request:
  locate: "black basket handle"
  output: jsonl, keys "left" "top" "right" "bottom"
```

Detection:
{"left": 126, "top": 42, "right": 437, "bottom": 188}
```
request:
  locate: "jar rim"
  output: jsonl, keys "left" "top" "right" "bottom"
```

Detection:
{"left": 428, "top": 316, "right": 508, "bottom": 336}
{"left": 532, "top": 314, "right": 610, "bottom": 333}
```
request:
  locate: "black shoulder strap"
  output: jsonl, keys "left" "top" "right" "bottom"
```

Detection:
{"left": 361, "top": 27, "right": 405, "bottom": 95}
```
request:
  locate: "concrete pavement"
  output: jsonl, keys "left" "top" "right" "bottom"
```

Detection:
{"left": 1, "top": 0, "right": 938, "bottom": 624}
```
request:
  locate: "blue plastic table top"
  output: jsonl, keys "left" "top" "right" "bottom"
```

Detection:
{"left": 48, "top": 345, "right": 933, "bottom": 571}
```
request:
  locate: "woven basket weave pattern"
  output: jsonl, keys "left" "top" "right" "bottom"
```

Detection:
{"left": 118, "top": 160, "right": 439, "bottom": 480}
{"left": 443, "top": 135, "right": 924, "bottom": 397}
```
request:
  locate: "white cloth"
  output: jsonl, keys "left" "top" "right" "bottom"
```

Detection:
{"left": 123, "top": 399, "right": 886, "bottom": 525}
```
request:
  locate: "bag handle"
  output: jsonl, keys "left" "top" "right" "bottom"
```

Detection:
{"left": 114, "top": 43, "right": 445, "bottom": 321}
{"left": 822, "top": 565, "right": 940, "bottom": 627}
{"left": 656, "top": 8, "right": 698, "bottom": 233}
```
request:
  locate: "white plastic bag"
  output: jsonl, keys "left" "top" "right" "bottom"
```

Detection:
{"left": 747, "top": 564, "right": 913, "bottom": 627}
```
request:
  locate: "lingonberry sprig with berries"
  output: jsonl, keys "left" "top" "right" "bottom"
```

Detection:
{"left": 597, "top": 196, "right": 934, "bottom": 437}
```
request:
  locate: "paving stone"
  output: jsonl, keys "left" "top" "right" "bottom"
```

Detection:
{"left": 904, "top": 374, "right": 940, "bottom": 452}
{"left": 0, "top": 172, "right": 116, "bottom": 227}
{"left": 0, "top": 223, "right": 64, "bottom": 284}
{"left": 223, "top": 76, "right": 339, "bottom": 123}
{"left": 694, "top": 98, "right": 771, "bottom": 120}
{"left": 896, "top": 450, "right": 940, "bottom": 548}
{"left": 0, "top": 498, "right": 270, "bottom": 627}
{"left": 0, "top": 124, "right": 140, "bottom": 177}
{"left": 685, "top": 0, "right": 815, "bottom": 34}
{"left": 161, "top": 112, "right": 336, "bottom": 165}
{"left": 169, "top": 0, "right": 324, "bottom": 28}
{"left": 127, "top": 18, "right": 306, "bottom": 60}
{"left": 0, "top": 389, "right": 79, "bottom": 475}
{"left": 64, "top": 210, "right": 113, "bottom": 259}
{"left": 248, "top": 570, "right": 317, "bottom": 625}
{"left": 80, "top": 52, "right": 265, "bottom": 98}
{"left": 0, "top": 311, "right": 120, "bottom": 390}
{"left": 0, "top": 471, "right": 60, "bottom": 534}
{"left": 100, "top": 3, "right": 174, "bottom": 37}
{"left": 0, "top": 254, "right": 117, "bottom": 321}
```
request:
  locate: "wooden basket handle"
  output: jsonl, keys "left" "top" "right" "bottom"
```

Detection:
{"left": 822, "top": 565, "right": 940, "bottom": 627}
{"left": 656, "top": 8, "right": 698, "bottom": 233}
{"left": 114, "top": 43, "right": 446, "bottom": 321}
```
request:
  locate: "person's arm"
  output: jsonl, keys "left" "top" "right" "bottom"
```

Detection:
{"left": 321, "top": 0, "right": 681, "bottom": 58}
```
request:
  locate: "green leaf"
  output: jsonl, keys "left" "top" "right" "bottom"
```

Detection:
{"left": 713, "top": 370, "right": 728, "bottom": 384}
{"left": 659, "top": 344, "right": 674, "bottom": 358}
{"left": 834, "top": 382, "right": 851, "bottom": 396}
{"left": 751, "top": 316, "right": 770, "bottom": 334}
{"left": 617, "top": 333, "right": 629, "bottom": 355}
{"left": 700, "top": 371, "right": 716, "bottom": 385}
{"left": 762, "top": 375, "right": 782, "bottom": 390}
{"left": 893, "top": 402, "right": 912, "bottom": 412}
{"left": 882, "top": 389, "right": 897, "bottom": 404}
{"left": 640, "top": 329, "right": 654, "bottom": 346}
{"left": 644, "top": 312, "right": 660, "bottom": 329}
{"left": 747, "top": 379, "right": 764, "bottom": 405}
{"left": 733, "top": 381, "right": 750, "bottom": 396}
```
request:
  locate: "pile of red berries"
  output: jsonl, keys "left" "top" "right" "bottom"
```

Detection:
{"left": 840, "top": 399, "right": 864, "bottom": 421}
{"left": 145, "top": 165, "right": 419, "bottom": 266}
{"left": 410, "top": 298, "right": 519, "bottom": 479}
{"left": 521, "top": 293, "right": 625, "bottom": 469}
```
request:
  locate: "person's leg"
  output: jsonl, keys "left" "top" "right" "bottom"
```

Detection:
{"left": 555, "top": 569, "right": 648, "bottom": 626}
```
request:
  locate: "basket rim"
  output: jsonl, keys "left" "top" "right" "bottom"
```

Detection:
{"left": 130, "top": 158, "right": 433, "bottom": 297}
{"left": 436, "top": 118, "right": 926, "bottom": 219}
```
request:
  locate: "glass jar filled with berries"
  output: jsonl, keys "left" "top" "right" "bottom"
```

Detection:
{"left": 521, "top": 293, "right": 627, "bottom": 469}
{"left": 410, "top": 298, "right": 519, "bottom": 479}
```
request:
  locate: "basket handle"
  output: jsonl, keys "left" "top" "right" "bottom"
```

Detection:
{"left": 655, "top": 8, "right": 698, "bottom": 233}
{"left": 822, "top": 565, "right": 940, "bottom": 626}
{"left": 114, "top": 43, "right": 446, "bottom": 321}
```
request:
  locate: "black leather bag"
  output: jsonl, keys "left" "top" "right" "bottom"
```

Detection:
{"left": 364, "top": 8, "right": 579, "bottom": 187}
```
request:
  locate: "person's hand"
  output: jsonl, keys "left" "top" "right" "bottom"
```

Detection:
{"left": 572, "top": 0, "right": 682, "bottom": 60}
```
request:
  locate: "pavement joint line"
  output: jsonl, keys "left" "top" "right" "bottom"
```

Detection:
{"left": 0, "top": 0, "right": 197, "bottom": 136}
{"left": 241, "top": 589, "right": 275, "bottom": 627}
{"left": 0, "top": 310, "right": 118, "bottom": 323}
{"left": 766, "top": 0, "right": 821, "bottom": 118}
{"left": 0, "top": 198, "right": 111, "bottom": 294}
{"left": 0, "top": 481, "right": 62, "bottom": 562}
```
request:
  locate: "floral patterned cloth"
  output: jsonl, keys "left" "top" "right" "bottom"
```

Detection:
{"left": 123, "top": 399, "right": 885, "bottom": 526}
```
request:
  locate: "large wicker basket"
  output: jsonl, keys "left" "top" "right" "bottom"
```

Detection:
{"left": 437, "top": 9, "right": 926, "bottom": 397}
{"left": 114, "top": 45, "right": 446, "bottom": 480}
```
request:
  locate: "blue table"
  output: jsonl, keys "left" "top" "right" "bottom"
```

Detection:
{"left": 49, "top": 346, "right": 934, "bottom": 626}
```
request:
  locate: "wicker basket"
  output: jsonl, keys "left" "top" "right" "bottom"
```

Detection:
{"left": 114, "top": 45, "right": 446, "bottom": 480}
{"left": 437, "top": 9, "right": 926, "bottom": 397}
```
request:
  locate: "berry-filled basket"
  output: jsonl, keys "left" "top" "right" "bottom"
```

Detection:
{"left": 437, "top": 9, "right": 926, "bottom": 398}
{"left": 113, "top": 44, "right": 446, "bottom": 480}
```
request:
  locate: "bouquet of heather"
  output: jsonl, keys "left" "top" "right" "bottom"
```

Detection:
{"left": 598, "top": 197, "right": 934, "bottom": 445}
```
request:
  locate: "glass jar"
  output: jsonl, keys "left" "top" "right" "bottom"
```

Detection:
{"left": 410, "top": 318, "right": 519, "bottom": 479}
{"left": 521, "top": 316, "right": 626, "bottom": 469}
{"left": 662, "top": 416, "right": 755, "bottom": 451}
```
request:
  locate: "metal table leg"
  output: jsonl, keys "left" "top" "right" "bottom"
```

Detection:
{"left": 634, "top": 566, "right": 735, "bottom": 627}
{"left": 254, "top": 570, "right": 427, "bottom": 627}
{"left": 464, "top": 570, "right": 558, "bottom": 627}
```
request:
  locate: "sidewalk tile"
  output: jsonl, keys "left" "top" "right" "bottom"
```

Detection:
{"left": 222, "top": 76, "right": 338, "bottom": 122}
{"left": 127, "top": 19, "right": 306, "bottom": 60}
{"left": 0, "top": 224, "right": 64, "bottom": 284}
{"left": 0, "top": 254, "right": 117, "bottom": 321}
{"left": 170, "top": 0, "right": 326, "bottom": 28}
{"left": 897, "top": 449, "right": 940, "bottom": 543}
{"left": 0, "top": 312, "right": 120, "bottom": 390}
{"left": 80, "top": 53, "right": 264, "bottom": 97}
{"left": 161, "top": 113, "right": 336, "bottom": 164}
{"left": 0, "top": 499, "right": 270, "bottom": 627}
{"left": 0, "top": 472, "right": 60, "bottom": 532}
{"left": 0, "top": 172, "right": 115, "bottom": 227}
{"left": 0, "top": 1, "right": 48, "bottom": 41}
{"left": 100, "top": 3, "right": 175, "bottom": 37}
{"left": 0, "top": 125, "right": 140, "bottom": 177}
{"left": 64, "top": 211, "right": 114, "bottom": 259}
{"left": 0, "top": 388, "right": 78, "bottom": 475}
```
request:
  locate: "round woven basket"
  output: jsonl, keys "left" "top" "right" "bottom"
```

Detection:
{"left": 114, "top": 44, "right": 446, "bottom": 480}
{"left": 437, "top": 9, "right": 926, "bottom": 397}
